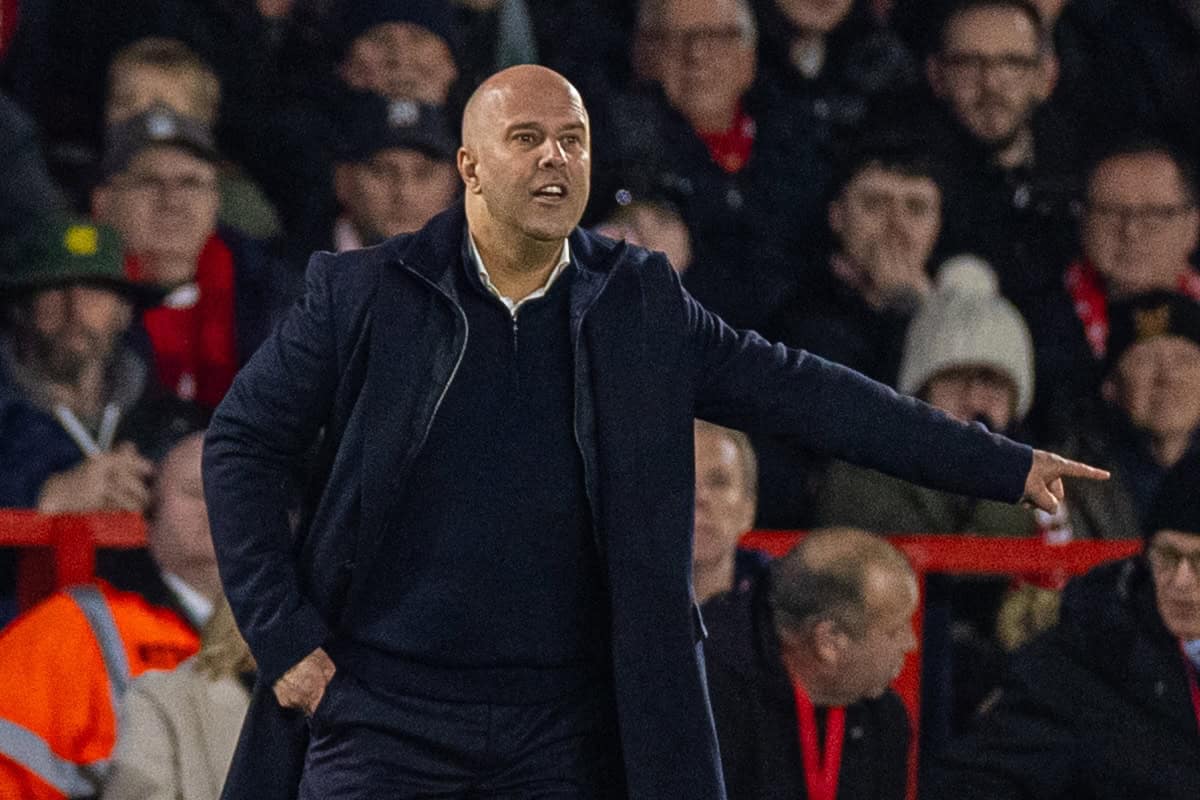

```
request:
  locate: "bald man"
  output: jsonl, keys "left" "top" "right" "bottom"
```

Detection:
{"left": 204, "top": 65, "right": 1106, "bottom": 799}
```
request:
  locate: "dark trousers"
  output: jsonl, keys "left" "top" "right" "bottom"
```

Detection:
{"left": 299, "top": 670, "right": 627, "bottom": 799}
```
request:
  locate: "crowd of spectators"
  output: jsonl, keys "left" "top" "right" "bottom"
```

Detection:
{"left": 0, "top": 0, "right": 1198, "bottom": 797}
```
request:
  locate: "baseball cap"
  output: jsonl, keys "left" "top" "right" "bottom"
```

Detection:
{"left": 335, "top": 93, "right": 456, "bottom": 164}
{"left": 102, "top": 102, "right": 219, "bottom": 177}
{"left": 1106, "top": 290, "right": 1200, "bottom": 373}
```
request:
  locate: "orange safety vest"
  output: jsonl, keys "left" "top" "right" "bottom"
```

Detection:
{"left": 0, "top": 582, "right": 199, "bottom": 798}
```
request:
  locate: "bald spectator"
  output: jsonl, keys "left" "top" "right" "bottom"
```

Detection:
{"left": 702, "top": 528, "right": 916, "bottom": 800}
{"left": 692, "top": 421, "right": 766, "bottom": 604}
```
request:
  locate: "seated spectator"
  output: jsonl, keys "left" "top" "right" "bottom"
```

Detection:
{"left": 103, "top": 598, "right": 255, "bottom": 800}
{"left": 0, "top": 216, "right": 202, "bottom": 513}
{"left": 0, "top": 431, "right": 217, "bottom": 800}
{"left": 927, "top": 455, "right": 1200, "bottom": 799}
{"left": 693, "top": 420, "right": 766, "bottom": 604}
{"left": 702, "top": 528, "right": 916, "bottom": 800}
{"left": 606, "top": 0, "right": 831, "bottom": 330}
{"left": 815, "top": 256, "right": 1036, "bottom": 536}
{"left": 106, "top": 37, "right": 282, "bottom": 240}
{"left": 331, "top": 92, "right": 460, "bottom": 251}
{"left": 1027, "top": 140, "right": 1200, "bottom": 441}
{"left": 593, "top": 181, "right": 694, "bottom": 275}
{"left": 92, "top": 104, "right": 297, "bottom": 409}
{"left": 1061, "top": 291, "right": 1200, "bottom": 540}
{"left": 918, "top": 0, "right": 1081, "bottom": 301}
{"left": 755, "top": 136, "right": 943, "bottom": 527}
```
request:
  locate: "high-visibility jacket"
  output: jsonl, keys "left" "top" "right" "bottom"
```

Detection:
{"left": 0, "top": 582, "right": 199, "bottom": 799}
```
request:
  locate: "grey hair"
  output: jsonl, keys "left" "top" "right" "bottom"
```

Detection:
{"left": 636, "top": 0, "right": 758, "bottom": 46}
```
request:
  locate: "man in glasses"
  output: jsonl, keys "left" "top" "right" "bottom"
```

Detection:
{"left": 929, "top": 454, "right": 1200, "bottom": 798}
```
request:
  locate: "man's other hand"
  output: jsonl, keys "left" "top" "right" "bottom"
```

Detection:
{"left": 1022, "top": 449, "right": 1110, "bottom": 514}
{"left": 273, "top": 646, "right": 336, "bottom": 715}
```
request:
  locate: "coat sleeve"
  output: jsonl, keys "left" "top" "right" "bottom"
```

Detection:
{"left": 202, "top": 253, "right": 340, "bottom": 685}
{"left": 677, "top": 272, "right": 1032, "bottom": 504}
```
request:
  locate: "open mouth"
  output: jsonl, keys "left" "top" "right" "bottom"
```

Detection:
{"left": 533, "top": 184, "right": 568, "bottom": 201}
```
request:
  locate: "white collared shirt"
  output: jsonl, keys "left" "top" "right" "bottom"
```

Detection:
{"left": 162, "top": 572, "right": 215, "bottom": 630}
{"left": 467, "top": 233, "right": 571, "bottom": 317}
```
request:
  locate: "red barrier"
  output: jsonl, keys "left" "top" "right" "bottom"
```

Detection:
{"left": 0, "top": 511, "right": 147, "bottom": 610}
{"left": 740, "top": 530, "right": 1142, "bottom": 799}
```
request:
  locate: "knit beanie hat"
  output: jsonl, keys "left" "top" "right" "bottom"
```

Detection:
{"left": 898, "top": 255, "right": 1035, "bottom": 419}
{"left": 1145, "top": 454, "right": 1200, "bottom": 541}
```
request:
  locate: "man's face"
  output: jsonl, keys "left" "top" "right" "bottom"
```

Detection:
{"left": 774, "top": 0, "right": 854, "bottom": 34}
{"left": 337, "top": 147, "right": 459, "bottom": 240}
{"left": 1147, "top": 530, "right": 1200, "bottom": 640}
{"left": 929, "top": 6, "right": 1055, "bottom": 148}
{"left": 148, "top": 433, "right": 217, "bottom": 580}
{"left": 693, "top": 424, "right": 755, "bottom": 570}
{"left": 925, "top": 365, "right": 1018, "bottom": 431}
{"left": 829, "top": 165, "right": 942, "bottom": 276}
{"left": 342, "top": 22, "right": 458, "bottom": 106}
{"left": 1083, "top": 153, "right": 1200, "bottom": 297}
{"left": 19, "top": 285, "right": 133, "bottom": 383}
{"left": 462, "top": 77, "right": 591, "bottom": 242}
{"left": 639, "top": 0, "right": 757, "bottom": 131}
{"left": 1112, "top": 336, "right": 1200, "bottom": 440}
{"left": 94, "top": 146, "right": 219, "bottom": 282}
{"left": 106, "top": 65, "right": 205, "bottom": 125}
{"left": 835, "top": 566, "right": 919, "bottom": 701}
{"left": 595, "top": 203, "right": 693, "bottom": 274}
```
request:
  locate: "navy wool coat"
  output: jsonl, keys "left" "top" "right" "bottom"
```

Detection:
{"left": 202, "top": 204, "right": 1031, "bottom": 799}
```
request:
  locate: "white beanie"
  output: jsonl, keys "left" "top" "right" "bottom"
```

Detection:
{"left": 897, "top": 255, "right": 1035, "bottom": 420}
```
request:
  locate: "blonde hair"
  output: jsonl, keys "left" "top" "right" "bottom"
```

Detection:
{"left": 108, "top": 37, "right": 221, "bottom": 125}
{"left": 695, "top": 419, "right": 759, "bottom": 501}
{"left": 194, "top": 598, "right": 255, "bottom": 681}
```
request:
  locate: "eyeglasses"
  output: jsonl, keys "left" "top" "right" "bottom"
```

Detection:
{"left": 940, "top": 52, "right": 1041, "bottom": 80}
{"left": 642, "top": 26, "right": 748, "bottom": 56}
{"left": 112, "top": 174, "right": 217, "bottom": 199}
{"left": 1147, "top": 544, "right": 1200, "bottom": 576}
{"left": 1086, "top": 202, "right": 1196, "bottom": 232}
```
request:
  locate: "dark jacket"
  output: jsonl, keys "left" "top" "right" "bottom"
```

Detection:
{"left": 202, "top": 203, "right": 1032, "bottom": 799}
{"left": 926, "top": 558, "right": 1200, "bottom": 799}
{"left": 702, "top": 580, "right": 911, "bottom": 800}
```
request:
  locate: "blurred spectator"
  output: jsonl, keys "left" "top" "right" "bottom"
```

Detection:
{"left": 754, "top": 137, "right": 942, "bottom": 528}
{"left": 331, "top": 93, "right": 460, "bottom": 251}
{"left": 919, "top": 0, "right": 1080, "bottom": 301}
{"left": 0, "top": 217, "right": 204, "bottom": 513}
{"left": 103, "top": 598, "right": 254, "bottom": 800}
{"left": 815, "top": 256, "right": 1037, "bottom": 535}
{"left": 604, "top": 0, "right": 830, "bottom": 330}
{"left": 927, "top": 455, "right": 1200, "bottom": 799}
{"left": 692, "top": 420, "right": 766, "bottom": 604}
{"left": 1026, "top": 140, "right": 1200, "bottom": 439}
{"left": 593, "top": 182, "right": 693, "bottom": 274}
{"left": 91, "top": 104, "right": 296, "bottom": 409}
{"left": 768, "top": 136, "right": 944, "bottom": 386}
{"left": 106, "top": 36, "right": 282, "bottom": 239}
{"left": 702, "top": 528, "right": 916, "bottom": 800}
{"left": 1060, "top": 291, "right": 1200, "bottom": 540}
{"left": 0, "top": 432, "right": 216, "bottom": 800}
{"left": 753, "top": 0, "right": 919, "bottom": 144}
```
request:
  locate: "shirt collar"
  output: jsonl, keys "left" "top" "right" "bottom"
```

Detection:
{"left": 466, "top": 233, "right": 571, "bottom": 315}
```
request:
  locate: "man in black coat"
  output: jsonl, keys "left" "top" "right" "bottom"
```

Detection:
{"left": 203, "top": 64, "right": 1105, "bottom": 799}
{"left": 927, "top": 456, "right": 1200, "bottom": 798}
{"left": 703, "top": 528, "right": 916, "bottom": 800}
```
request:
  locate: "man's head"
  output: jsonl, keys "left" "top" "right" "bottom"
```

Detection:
{"left": 92, "top": 105, "right": 220, "bottom": 286}
{"left": 147, "top": 431, "right": 218, "bottom": 592}
{"left": 1144, "top": 457, "right": 1200, "bottom": 640}
{"left": 693, "top": 420, "right": 758, "bottom": 572}
{"left": 772, "top": 0, "right": 855, "bottom": 35}
{"left": 828, "top": 141, "right": 944, "bottom": 281}
{"left": 899, "top": 256, "right": 1035, "bottom": 430}
{"left": 1082, "top": 142, "right": 1199, "bottom": 298}
{"left": 595, "top": 178, "right": 694, "bottom": 273}
{"left": 335, "top": 95, "right": 460, "bottom": 240}
{"left": 106, "top": 37, "right": 221, "bottom": 126}
{"left": 338, "top": 0, "right": 459, "bottom": 106}
{"left": 1104, "top": 292, "right": 1200, "bottom": 450}
{"left": 634, "top": 0, "right": 758, "bottom": 132}
{"left": 459, "top": 65, "right": 590, "bottom": 244}
{"left": 0, "top": 218, "right": 156, "bottom": 383}
{"left": 927, "top": 0, "right": 1057, "bottom": 150}
{"left": 770, "top": 529, "right": 918, "bottom": 705}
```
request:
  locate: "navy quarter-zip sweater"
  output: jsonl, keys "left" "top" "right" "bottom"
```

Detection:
{"left": 337, "top": 249, "right": 609, "bottom": 704}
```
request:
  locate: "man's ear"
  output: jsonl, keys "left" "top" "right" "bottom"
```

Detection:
{"left": 333, "top": 164, "right": 354, "bottom": 208}
{"left": 812, "top": 619, "right": 847, "bottom": 665}
{"left": 458, "top": 147, "right": 481, "bottom": 194}
{"left": 926, "top": 54, "right": 947, "bottom": 98}
{"left": 92, "top": 184, "right": 113, "bottom": 221}
{"left": 1037, "top": 53, "right": 1060, "bottom": 100}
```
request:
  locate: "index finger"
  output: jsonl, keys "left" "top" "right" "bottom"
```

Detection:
{"left": 1054, "top": 456, "right": 1110, "bottom": 481}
